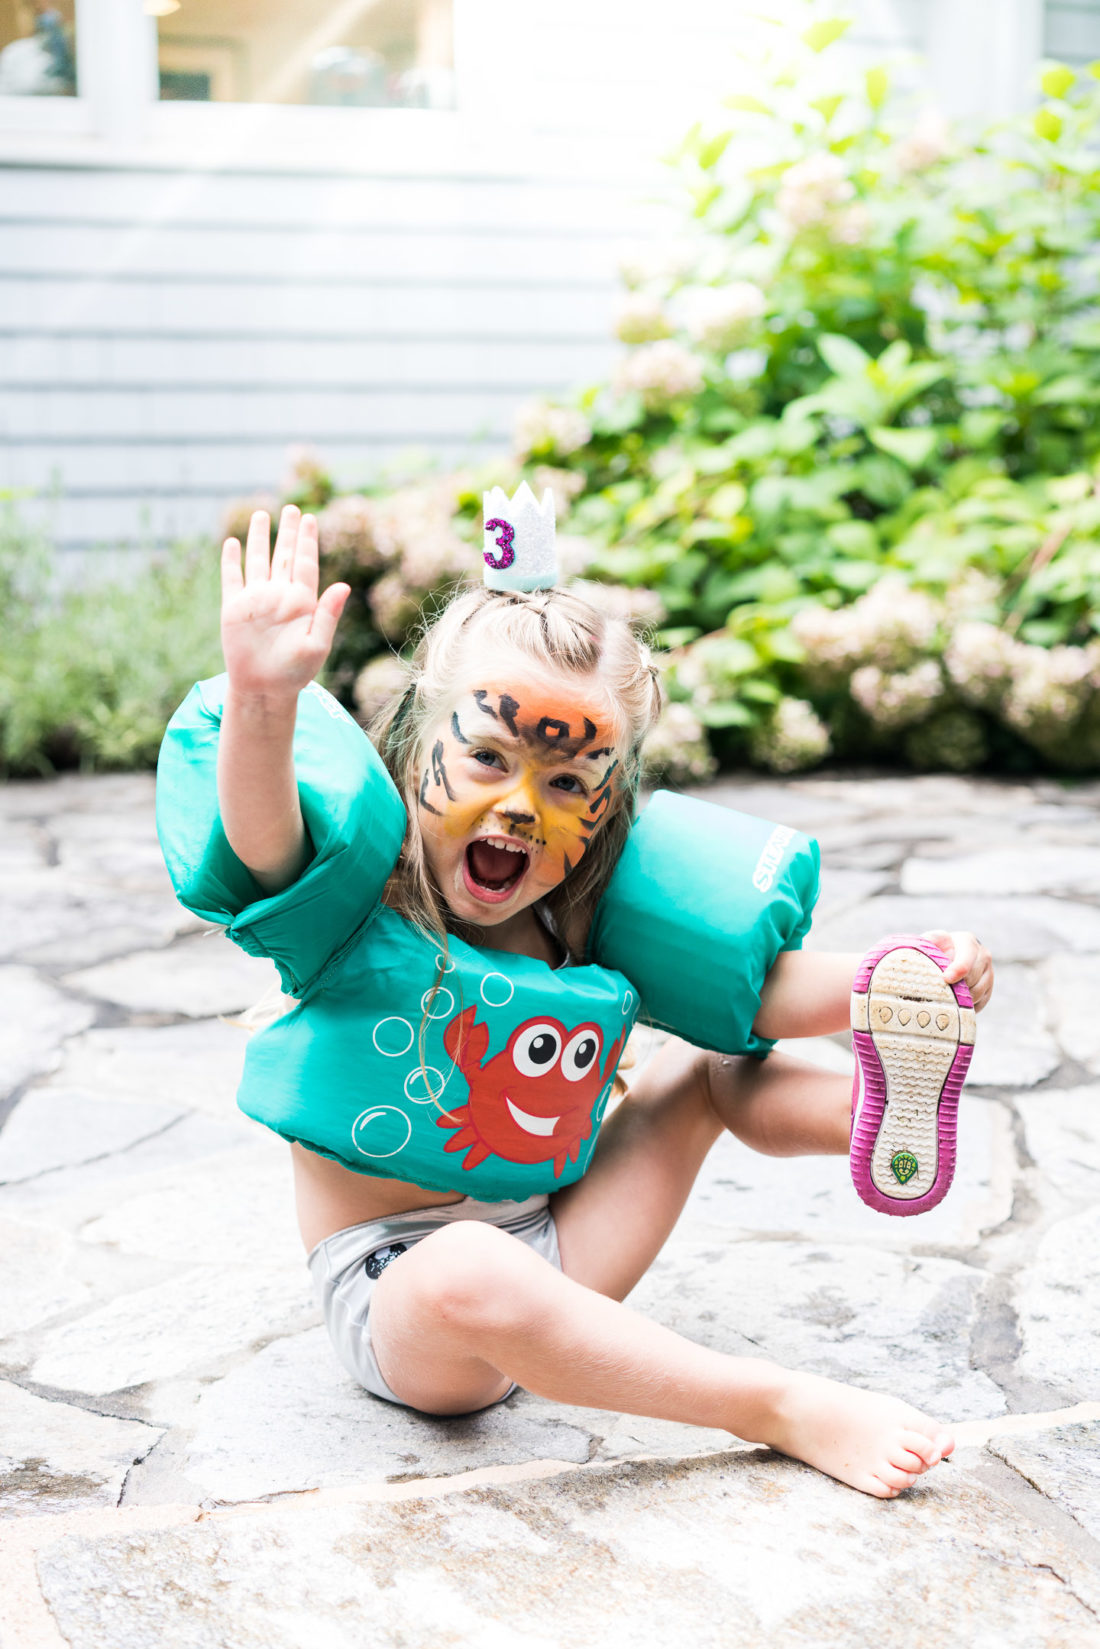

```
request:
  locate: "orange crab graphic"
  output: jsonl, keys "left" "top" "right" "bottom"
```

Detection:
{"left": 437, "top": 1007, "right": 626, "bottom": 1177}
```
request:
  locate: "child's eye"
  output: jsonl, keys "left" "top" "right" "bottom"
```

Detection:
{"left": 472, "top": 748, "right": 502, "bottom": 769}
{"left": 551, "top": 775, "right": 585, "bottom": 795}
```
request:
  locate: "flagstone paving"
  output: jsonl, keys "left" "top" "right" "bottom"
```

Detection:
{"left": 2, "top": 768, "right": 1099, "bottom": 1648}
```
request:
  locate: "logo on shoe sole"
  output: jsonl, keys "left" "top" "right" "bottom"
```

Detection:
{"left": 891, "top": 1150, "right": 919, "bottom": 1185}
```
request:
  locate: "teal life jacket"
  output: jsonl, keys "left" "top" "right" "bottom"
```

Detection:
{"left": 155, "top": 675, "right": 819, "bottom": 1200}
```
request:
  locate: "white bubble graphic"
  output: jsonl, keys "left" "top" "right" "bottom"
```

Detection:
{"left": 351, "top": 1106, "right": 412, "bottom": 1159}
{"left": 595, "top": 1082, "right": 614, "bottom": 1118}
{"left": 404, "top": 1066, "right": 447, "bottom": 1105}
{"left": 434, "top": 952, "right": 456, "bottom": 974}
{"left": 481, "top": 972, "right": 514, "bottom": 1008}
{"left": 420, "top": 986, "right": 455, "bottom": 1020}
{"left": 621, "top": 991, "right": 634, "bottom": 1016}
{"left": 373, "top": 1017, "right": 414, "bottom": 1057}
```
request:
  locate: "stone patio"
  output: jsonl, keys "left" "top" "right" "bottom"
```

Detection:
{"left": 2, "top": 768, "right": 1099, "bottom": 1647}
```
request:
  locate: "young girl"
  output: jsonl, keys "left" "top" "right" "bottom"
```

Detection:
{"left": 156, "top": 497, "right": 993, "bottom": 1502}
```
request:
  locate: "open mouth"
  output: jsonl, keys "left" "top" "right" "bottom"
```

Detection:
{"left": 505, "top": 1095, "right": 559, "bottom": 1137}
{"left": 463, "top": 836, "right": 530, "bottom": 904}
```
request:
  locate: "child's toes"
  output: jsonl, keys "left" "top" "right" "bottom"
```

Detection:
{"left": 899, "top": 1429, "right": 940, "bottom": 1468}
{"left": 876, "top": 1461, "right": 919, "bottom": 1493}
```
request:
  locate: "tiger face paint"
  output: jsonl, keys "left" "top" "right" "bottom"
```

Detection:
{"left": 416, "top": 670, "right": 623, "bottom": 926}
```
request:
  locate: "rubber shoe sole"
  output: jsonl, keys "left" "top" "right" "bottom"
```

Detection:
{"left": 850, "top": 935, "right": 975, "bottom": 1216}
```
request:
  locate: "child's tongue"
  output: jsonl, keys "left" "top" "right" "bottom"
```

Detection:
{"left": 468, "top": 839, "right": 524, "bottom": 889}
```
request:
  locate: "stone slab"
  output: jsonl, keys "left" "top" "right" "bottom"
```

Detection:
{"left": 62, "top": 934, "right": 277, "bottom": 1018}
{"left": 679, "top": 1097, "right": 1015, "bottom": 1252}
{"left": 0, "top": 968, "right": 95, "bottom": 1100}
{"left": 1043, "top": 955, "right": 1100, "bottom": 1074}
{"left": 46, "top": 1020, "right": 249, "bottom": 1121}
{"left": 0, "top": 1089, "right": 184, "bottom": 1185}
{"left": 0, "top": 1380, "right": 158, "bottom": 1520}
{"left": 964, "top": 964, "right": 1059, "bottom": 1089}
{"left": 29, "top": 1265, "right": 317, "bottom": 1399}
{"left": 811, "top": 894, "right": 1100, "bottom": 963}
{"left": 991, "top": 1421, "right": 1100, "bottom": 1544}
{"left": 33, "top": 1453, "right": 1100, "bottom": 1649}
{"left": 1017, "top": 1084, "right": 1100, "bottom": 1208}
{"left": 1015, "top": 1204, "right": 1100, "bottom": 1402}
{"left": 179, "top": 1328, "right": 596, "bottom": 1505}
{"left": 0, "top": 1217, "right": 95, "bottom": 1340}
{"left": 0, "top": 772, "right": 155, "bottom": 821}
{"left": 902, "top": 846, "right": 1100, "bottom": 898}
{"left": 0, "top": 820, "right": 50, "bottom": 872}
{"left": 629, "top": 1236, "right": 1005, "bottom": 1421}
{"left": 812, "top": 867, "right": 891, "bottom": 924}
{"left": 0, "top": 1111, "right": 261, "bottom": 1229}
{"left": 77, "top": 1141, "right": 303, "bottom": 1271}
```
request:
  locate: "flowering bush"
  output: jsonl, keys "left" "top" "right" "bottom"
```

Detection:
{"left": 221, "top": 9, "right": 1100, "bottom": 778}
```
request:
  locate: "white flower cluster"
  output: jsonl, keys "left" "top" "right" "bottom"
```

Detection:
{"left": 614, "top": 340, "right": 705, "bottom": 412}
{"left": 684, "top": 282, "right": 767, "bottom": 353}
{"left": 850, "top": 659, "right": 946, "bottom": 729}
{"left": 1003, "top": 643, "right": 1098, "bottom": 735}
{"left": 750, "top": 697, "right": 831, "bottom": 774}
{"left": 571, "top": 578, "right": 666, "bottom": 630}
{"left": 531, "top": 464, "right": 587, "bottom": 520}
{"left": 614, "top": 292, "right": 672, "bottom": 345}
{"left": 642, "top": 702, "right": 717, "bottom": 785}
{"left": 513, "top": 401, "right": 592, "bottom": 462}
{"left": 352, "top": 652, "right": 410, "bottom": 722}
{"left": 316, "top": 493, "right": 390, "bottom": 570}
{"left": 791, "top": 578, "right": 942, "bottom": 678}
{"left": 775, "top": 154, "right": 869, "bottom": 244}
{"left": 894, "top": 110, "right": 952, "bottom": 175}
{"left": 942, "top": 621, "right": 1021, "bottom": 708}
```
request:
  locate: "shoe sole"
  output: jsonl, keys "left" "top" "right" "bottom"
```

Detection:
{"left": 850, "top": 936, "right": 975, "bottom": 1216}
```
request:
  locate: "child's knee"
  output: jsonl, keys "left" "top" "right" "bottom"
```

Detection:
{"left": 392, "top": 1219, "right": 540, "bottom": 1337}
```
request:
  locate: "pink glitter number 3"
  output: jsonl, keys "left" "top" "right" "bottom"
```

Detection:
{"left": 483, "top": 518, "right": 516, "bottom": 571}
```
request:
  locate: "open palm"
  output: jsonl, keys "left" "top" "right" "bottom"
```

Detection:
{"left": 221, "top": 505, "right": 350, "bottom": 699}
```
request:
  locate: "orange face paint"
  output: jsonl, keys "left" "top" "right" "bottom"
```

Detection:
{"left": 416, "top": 674, "right": 622, "bottom": 926}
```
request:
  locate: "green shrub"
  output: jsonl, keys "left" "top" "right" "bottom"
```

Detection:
{"left": 0, "top": 497, "right": 223, "bottom": 776}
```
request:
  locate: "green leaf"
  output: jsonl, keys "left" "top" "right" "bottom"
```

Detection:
{"left": 1088, "top": 60, "right": 1100, "bottom": 80}
{"left": 1034, "top": 106, "right": 1064, "bottom": 142}
{"left": 802, "top": 17, "right": 852, "bottom": 53}
{"left": 810, "top": 94, "right": 844, "bottom": 125}
{"left": 698, "top": 129, "right": 733, "bottom": 170}
{"left": 697, "top": 699, "right": 756, "bottom": 729}
{"left": 869, "top": 426, "right": 939, "bottom": 467}
{"left": 1040, "top": 63, "right": 1076, "bottom": 100}
{"left": 865, "top": 66, "right": 889, "bottom": 109}
{"left": 818, "top": 333, "right": 871, "bottom": 378}
{"left": 724, "top": 94, "right": 771, "bottom": 116}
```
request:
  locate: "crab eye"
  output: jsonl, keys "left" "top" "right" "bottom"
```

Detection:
{"left": 512, "top": 1024, "right": 562, "bottom": 1078}
{"left": 561, "top": 1028, "right": 602, "bottom": 1083}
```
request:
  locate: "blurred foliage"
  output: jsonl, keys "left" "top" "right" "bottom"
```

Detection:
{"left": 0, "top": 496, "right": 223, "bottom": 776}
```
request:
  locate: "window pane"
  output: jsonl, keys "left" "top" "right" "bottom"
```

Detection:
{"left": 155, "top": 0, "right": 454, "bottom": 108}
{"left": 0, "top": 0, "right": 77, "bottom": 96}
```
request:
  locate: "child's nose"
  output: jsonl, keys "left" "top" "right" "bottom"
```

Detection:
{"left": 496, "top": 770, "right": 539, "bottom": 827}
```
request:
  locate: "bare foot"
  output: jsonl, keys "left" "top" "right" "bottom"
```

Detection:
{"left": 756, "top": 1369, "right": 955, "bottom": 1498}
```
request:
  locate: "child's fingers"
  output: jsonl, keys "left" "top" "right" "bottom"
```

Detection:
{"left": 293, "top": 512, "right": 320, "bottom": 596}
{"left": 270, "top": 503, "right": 300, "bottom": 581}
{"left": 221, "top": 535, "right": 244, "bottom": 598}
{"left": 308, "top": 581, "right": 351, "bottom": 655}
{"left": 244, "top": 509, "right": 272, "bottom": 585}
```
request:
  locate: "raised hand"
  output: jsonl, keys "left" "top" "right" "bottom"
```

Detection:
{"left": 220, "top": 505, "right": 350, "bottom": 700}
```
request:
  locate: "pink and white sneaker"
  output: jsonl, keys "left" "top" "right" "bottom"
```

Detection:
{"left": 849, "top": 935, "right": 976, "bottom": 1216}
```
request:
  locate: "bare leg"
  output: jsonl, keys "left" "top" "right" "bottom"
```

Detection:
{"left": 368, "top": 1219, "right": 954, "bottom": 1500}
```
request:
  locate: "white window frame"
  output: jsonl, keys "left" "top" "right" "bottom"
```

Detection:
{"left": 0, "top": 0, "right": 508, "bottom": 174}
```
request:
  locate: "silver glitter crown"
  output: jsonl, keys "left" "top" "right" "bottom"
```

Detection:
{"left": 482, "top": 482, "right": 558, "bottom": 592}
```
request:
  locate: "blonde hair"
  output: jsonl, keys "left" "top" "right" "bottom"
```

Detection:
{"left": 371, "top": 584, "right": 662, "bottom": 960}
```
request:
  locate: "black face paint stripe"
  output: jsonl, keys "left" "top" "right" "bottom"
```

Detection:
{"left": 561, "top": 852, "right": 574, "bottom": 878}
{"left": 598, "top": 758, "right": 620, "bottom": 789}
{"left": 587, "top": 746, "right": 613, "bottom": 761}
{"left": 587, "top": 784, "right": 612, "bottom": 822}
{"left": 450, "top": 712, "right": 469, "bottom": 743}
{"left": 418, "top": 770, "right": 442, "bottom": 815}
{"left": 536, "top": 716, "right": 572, "bottom": 744}
{"left": 431, "top": 739, "right": 457, "bottom": 801}
{"left": 472, "top": 689, "right": 498, "bottom": 719}
{"left": 498, "top": 693, "right": 520, "bottom": 737}
{"left": 583, "top": 717, "right": 597, "bottom": 741}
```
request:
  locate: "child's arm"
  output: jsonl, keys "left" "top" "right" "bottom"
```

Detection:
{"left": 217, "top": 506, "right": 350, "bottom": 893}
{"left": 753, "top": 931, "right": 994, "bottom": 1041}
